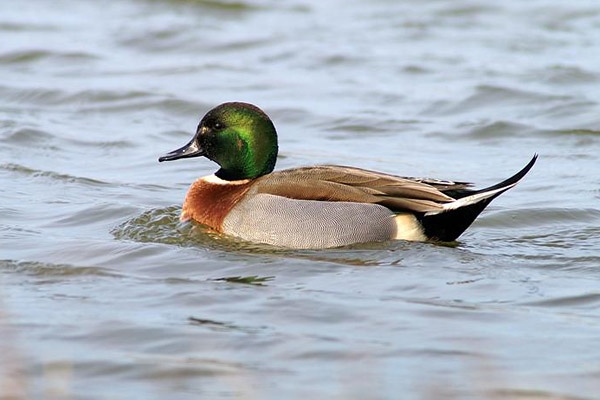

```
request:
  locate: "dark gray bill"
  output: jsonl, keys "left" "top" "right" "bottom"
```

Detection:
{"left": 158, "top": 138, "right": 205, "bottom": 162}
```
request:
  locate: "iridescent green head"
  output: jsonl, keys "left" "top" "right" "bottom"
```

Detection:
{"left": 159, "top": 102, "right": 279, "bottom": 180}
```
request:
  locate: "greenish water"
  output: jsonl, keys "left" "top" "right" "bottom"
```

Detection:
{"left": 1, "top": 0, "right": 600, "bottom": 399}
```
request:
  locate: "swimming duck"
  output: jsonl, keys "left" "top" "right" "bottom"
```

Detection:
{"left": 159, "top": 102, "right": 536, "bottom": 249}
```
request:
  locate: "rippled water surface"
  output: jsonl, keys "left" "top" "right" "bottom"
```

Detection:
{"left": 2, "top": 0, "right": 600, "bottom": 399}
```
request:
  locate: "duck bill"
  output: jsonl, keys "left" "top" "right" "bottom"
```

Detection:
{"left": 158, "top": 138, "right": 205, "bottom": 162}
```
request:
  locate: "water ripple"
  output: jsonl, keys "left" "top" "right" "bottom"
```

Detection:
{"left": 526, "top": 65, "right": 600, "bottom": 85}
{"left": 0, "top": 84, "right": 204, "bottom": 115}
{"left": 479, "top": 207, "right": 600, "bottom": 228}
{"left": 0, "top": 259, "right": 120, "bottom": 279}
{"left": 523, "top": 292, "right": 600, "bottom": 308}
{"left": 111, "top": 206, "right": 194, "bottom": 246}
{"left": 1, "top": 163, "right": 109, "bottom": 186}
{"left": 160, "top": 0, "right": 265, "bottom": 11}
{"left": 424, "top": 84, "right": 571, "bottom": 117}
{"left": 0, "top": 49, "right": 97, "bottom": 64}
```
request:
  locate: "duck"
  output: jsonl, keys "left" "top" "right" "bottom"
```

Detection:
{"left": 159, "top": 102, "right": 537, "bottom": 249}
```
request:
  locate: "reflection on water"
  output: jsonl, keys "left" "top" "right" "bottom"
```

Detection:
{"left": 2, "top": 0, "right": 600, "bottom": 398}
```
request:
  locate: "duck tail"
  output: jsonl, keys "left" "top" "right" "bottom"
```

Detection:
{"left": 417, "top": 154, "right": 538, "bottom": 241}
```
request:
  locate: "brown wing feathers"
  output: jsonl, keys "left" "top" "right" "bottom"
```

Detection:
{"left": 254, "top": 165, "right": 458, "bottom": 213}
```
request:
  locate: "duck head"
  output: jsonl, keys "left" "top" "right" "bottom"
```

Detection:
{"left": 159, "top": 102, "right": 279, "bottom": 181}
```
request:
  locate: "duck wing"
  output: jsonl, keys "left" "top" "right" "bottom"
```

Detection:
{"left": 253, "top": 165, "right": 461, "bottom": 213}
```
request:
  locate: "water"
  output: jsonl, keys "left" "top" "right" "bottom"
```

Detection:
{"left": 1, "top": 0, "right": 600, "bottom": 398}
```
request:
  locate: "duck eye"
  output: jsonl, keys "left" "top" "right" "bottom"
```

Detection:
{"left": 213, "top": 121, "right": 224, "bottom": 130}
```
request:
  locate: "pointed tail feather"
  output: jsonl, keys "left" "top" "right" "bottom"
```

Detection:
{"left": 460, "top": 154, "right": 538, "bottom": 198}
{"left": 418, "top": 154, "right": 537, "bottom": 241}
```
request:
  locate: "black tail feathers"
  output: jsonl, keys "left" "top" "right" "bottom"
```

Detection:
{"left": 418, "top": 154, "right": 537, "bottom": 241}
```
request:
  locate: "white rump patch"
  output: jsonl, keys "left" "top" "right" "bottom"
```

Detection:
{"left": 393, "top": 213, "right": 427, "bottom": 241}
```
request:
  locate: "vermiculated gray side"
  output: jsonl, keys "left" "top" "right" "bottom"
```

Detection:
{"left": 222, "top": 193, "right": 397, "bottom": 249}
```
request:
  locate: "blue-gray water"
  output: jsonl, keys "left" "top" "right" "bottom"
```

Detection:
{"left": 2, "top": 0, "right": 600, "bottom": 399}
